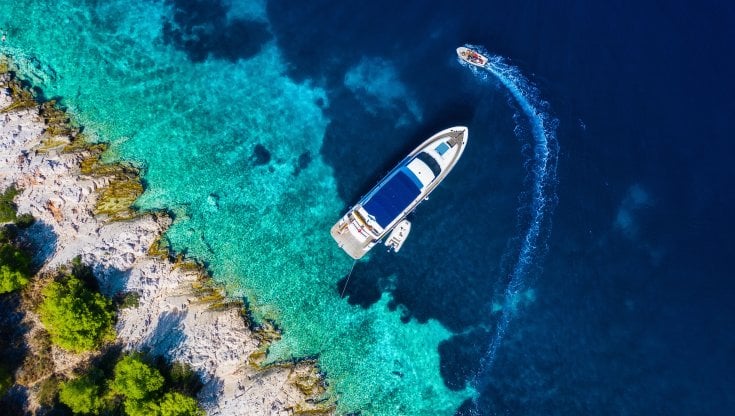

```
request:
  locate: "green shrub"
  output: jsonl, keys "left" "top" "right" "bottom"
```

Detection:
{"left": 0, "top": 265, "right": 30, "bottom": 294}
{"left": 56, "top": 355, "right": 203, "bottom": 416}
{"left": 0, "top": 363, "right": 13, "bottom": 396}
{"left": 122, "top": 397, "right": 160, "bottom": 416}
{"left": 58, "top": 374, "right": 103, "bottom": 414}
{"left": 70, "top": 256, "right": 98, "bottom": 291}
{"left": 158, "top": 391, "right": 204, "bottom": 416}
{"left": 0, "top": 243, "right": 30, "bottom": 294}
{"left": 0, "top": 186, "right": 19, "bottom": 223}
{"left": 166, "top": 362, "right": 201, "bottom": 396}
{"left": 36, "top": 376, "right": 60, "bottom": 407}
{"left": 109, "top": 355, "right": 164, "bottom": 400}
{"left": 117, "top": 291, "right": 140, "bottom": 309}
{"left": 38, "top": 275, "right": 115, "bottom": 352}
{"left": 14, "top": 213, "right": 35, "bottom": 228}
{"left": 0, "top": 225, "right": 15, "bottom": 243}
{"left": 120, "top": 391, "right": 203, "bottom": 416}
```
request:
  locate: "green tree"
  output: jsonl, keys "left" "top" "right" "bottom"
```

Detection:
{"left": 158, "top": 392, "right": 204, "bottom": 416}
{"left": 0, "top": 265, "right": 29, "bottom": 294}
{"left": 14, "top": 213, "right": 35, "bottom": 228}
{"left": 165, "top": 361, "right": 201, "bottom": 396}
{"left": 0, "top": 243, "right": 30, "bottom": 294}
{"left": 121, "top": 391, "right": 202, "bottom": 416}
{"left": 123, "top": 397, "right": 160, "bottom": 416}
{"left": 38, "top": 276, "right": 115, "bottom": 352}
{"left": 109, "top": 355, "right": 164, "bottom": 400}
{"left": 0, "top": 224, "right": 15, "bottom": 242}
{"left": 59, "top": 374, "right": 103, "bottom": 414}
{"left": 0, "top": 186, "right": 19, "bottom": 223}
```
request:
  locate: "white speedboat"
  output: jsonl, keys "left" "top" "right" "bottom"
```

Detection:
{"left": 330, "top": 126, "right": 468, "bottom": 259}
{"left": 456, "top": 46, "right": 489, "bottom": 67}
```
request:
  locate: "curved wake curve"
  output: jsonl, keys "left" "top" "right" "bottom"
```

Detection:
{"left": 458, "top": 44, "right": 559, "bottom": 410}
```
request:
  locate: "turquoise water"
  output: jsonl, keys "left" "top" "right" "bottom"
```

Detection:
{"left": 0, "top": 1, "right": 471, "bottom": 414}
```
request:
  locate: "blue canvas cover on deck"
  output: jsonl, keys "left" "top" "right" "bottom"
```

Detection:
{"left": 363, "top": 169, "right": 422, "bottom": 228}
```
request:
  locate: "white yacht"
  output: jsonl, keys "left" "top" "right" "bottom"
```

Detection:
{"left": 330, "top": 126, "right": 468, "bottom": 259}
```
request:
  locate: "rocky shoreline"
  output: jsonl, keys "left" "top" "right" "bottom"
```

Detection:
{"left": 0, "top": 68, "right": 332, "bottom": 415}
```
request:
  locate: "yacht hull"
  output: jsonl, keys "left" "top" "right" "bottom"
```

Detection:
{"left": 331, "top": 126, "right": 468, "bottom": 259}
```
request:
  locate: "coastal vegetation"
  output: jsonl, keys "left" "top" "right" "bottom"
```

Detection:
{"left": 0, "top": 188, "right": 33, "bottom": 294}
{"left": 1, "top": 187, "right": 35, "bottom": 231}
{"left": 0, "top": 187, "right": 198, "bottom": 414}
{"left": 0, "top": 186, "right": 20, "bottom": 223}
{"left": 0, "top": 234, "right": 31, "bottom": 294}
{"left": 38, "top": 269, "right": 116, "bottom": 352}
{"left": 0, "top": 364, "right": 12, "bottom": 396}
{"left": 116, "top": 291, "right": 141, "bottom": 309}
{"left": 58, "top": 372, "right": 104, "bottom": 414}
{"left": 1, "top": 255, "right": 205, "bottom": 415}
{"left": 58, "top": 354, "right": 203, "bottom": 416}
{"left": 0, "top": 73, "right": 206, "bottom": 415}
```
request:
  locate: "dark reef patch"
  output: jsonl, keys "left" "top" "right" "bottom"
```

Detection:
{"left": 439, "top": 330, "right": 490, "bottom": 391}
{"left": 291, "top": 151, "right": 312, "bottom": 177}
{"left": 251, "top": 144, "right": 271, "bottom": 166}
{"left": 162, "top": 0, "right": 271, "bottom": 62}
{"left": 336, "top": 269, "right": 381, "bottom": 306}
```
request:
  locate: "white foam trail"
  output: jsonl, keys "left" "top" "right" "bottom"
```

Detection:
{"left": 458, "top": 44, "right": 559, "bottom": 410}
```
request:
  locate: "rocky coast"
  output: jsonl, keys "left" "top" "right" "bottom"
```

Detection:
{"left": 0, "top": 69, "right": 331, "bottom": 415}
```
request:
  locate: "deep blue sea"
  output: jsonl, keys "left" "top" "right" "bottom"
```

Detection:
{"left": 2, "top": 0, "right": 734, "bottom": 414}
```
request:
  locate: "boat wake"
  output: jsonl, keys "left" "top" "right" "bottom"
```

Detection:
{"left": 458, "top": 44, "right": 559, "bottom": 411}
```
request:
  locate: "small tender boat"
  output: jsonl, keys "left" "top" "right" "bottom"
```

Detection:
{"left": 331, "top": 126, "right": 468, "bottom": 259}
{"left": 456, "top": 46, "right": 488, "bottom": 67}
{"left": 385, "top": 219, "right": 411, "bottom": 253}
